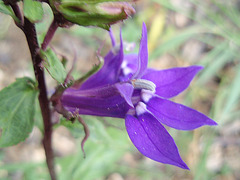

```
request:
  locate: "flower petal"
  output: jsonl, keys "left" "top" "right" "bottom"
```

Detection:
{"left": 125, "top": 114, "right": 189, "bottom": 169}
{"left": 61, "top": 84, "right": 130, "bottom": 118}
{"left": 142, "top": 66, "right": 203, "bottom": 98}
{"left": 146, "top": 96, "right": 217, "bottom": 130}
{"left": 119, "top": 54, "right": 138, "bottom": 81}
{"left": 133, "top": 22, "right": 148, "bottom": 79}
{"left": 115, "top": 83, "right": 134, "bottom": 107}
{"left": 79, "top": 32, "right": 124, "bottom": 90}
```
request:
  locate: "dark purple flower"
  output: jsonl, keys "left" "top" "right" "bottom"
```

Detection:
{"left": 61, "top": 23, "right": 217, "bottom": 169}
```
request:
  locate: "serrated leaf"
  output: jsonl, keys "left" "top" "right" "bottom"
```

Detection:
{"left": 0, "top": 1, "right": 19, "bottom": 22}
{"left": 40, "top": 48, "right": 67, "bottom": 83}
{"left": 23, "top": 0, "right": 44, "bottom": 22}
{"left": 0, "top": 77, "right": 38, "bottom": 147}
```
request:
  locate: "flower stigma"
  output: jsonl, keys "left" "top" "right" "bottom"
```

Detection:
{"left": 136, "top": 102, "right": 147, "bottom": 116}
{"left": 141, "top": 89, "right": 154, "bottom": 103}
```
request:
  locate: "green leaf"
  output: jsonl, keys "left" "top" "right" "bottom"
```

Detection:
{"left": 0, "top": 1, "right": 19, "bottom": 22}
{"left": 0, "top": 77, "right": 38, "bottom": 147}
{"left": 23, "top": 0, "right": 44, "bottom": 23}
{"left": 40, "top": 48, "right": 67, "bottom": 83}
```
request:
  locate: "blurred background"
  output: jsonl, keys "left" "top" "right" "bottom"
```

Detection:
{"left": 0, "top": 0, "right": 240, "bottom": 179}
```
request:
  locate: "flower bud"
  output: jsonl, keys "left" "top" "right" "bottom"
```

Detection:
{"left": 50, "top": 0, "right": 135, "bottom": 30}
{"left": 98, "top": 2, "right": 135, "bottom": 16}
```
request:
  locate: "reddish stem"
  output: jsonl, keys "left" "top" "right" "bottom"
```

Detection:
{"left": 10, "top": 4, "right": 23, "bottom": 28}
{"left": 22, "top": 17, "right": 57, "bottom": 180}
{"left": 41, "top": 19, "right": 59, "bottom": 51}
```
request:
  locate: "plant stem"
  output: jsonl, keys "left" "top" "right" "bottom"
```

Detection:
{"left": 41, "top": 18, "right": 59, "bottom": 51}
{"left": 9, "top": 3, "right": 23, "bottom": 28}
{"left": 23, "top": 17, "right": 57, "bottom": 180}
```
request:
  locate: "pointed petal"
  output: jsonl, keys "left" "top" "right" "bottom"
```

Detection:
{"left": 124, "top": 54, "right": 138, "bottom": 67}
{"left": 115, "top": 83, "right": 134, "bottom": 107}
{"left": 142, "top": 66, "right": 203, "bottom": 98}
{"left": 62, "top": 84, "right": 131, "bottom": 118}
{"left": 133, "top": 22, "right": 148, "bottom": 79}
{"left": 125, "top": 114, "right": 189, "bottom": 169}
{"left": 146, "top": 96, "right": 217, "bottom": 130}
{"left": 80, "top": 32, "right": 124, "bottom": 90}
{"left": 119, "top": 54, "right": 138, "bottom": 81}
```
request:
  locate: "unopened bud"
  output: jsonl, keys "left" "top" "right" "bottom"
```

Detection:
{"left": 50, "top": 0, "right": 136, "bottom": 30}
{"left": 98, "top": 2, "right": 135, "bottom": 16}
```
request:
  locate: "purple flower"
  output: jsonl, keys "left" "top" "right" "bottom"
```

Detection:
{"left": 61, "top": 23, "right": 217, "bottom": 169}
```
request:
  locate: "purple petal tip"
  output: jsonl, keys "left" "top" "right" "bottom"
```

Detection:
{"left": 194, "top": 65, "right": 204, "bottom": 71}
{"left": 207, "top": 119, "right": 218, "bottom": 126}
{"left": 179, "top": 162, "right": 190, "bottom": 170}
{"left": 142, "top": 22, "right": 147, "bottom": 30}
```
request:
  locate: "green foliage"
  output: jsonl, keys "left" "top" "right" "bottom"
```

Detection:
{"left": 0, "top": 161, "right": 48, "bottom": 180}
{"left": 23, "top": 0, "right": 44, "bottom": 23}
{"left": 0, "top": 1, "right": 19, "bottom": 22}
{"left": 34, "top": 98, "right": 44, "bottom": 133}
{"left": 0, "top": 77, "right": 38, "bottom": 147}
{"left": 56, "top": 116, "right": 130, "bottom": 180}
{"left": 153, "top": 0, "right": 240, "bottom": 178}
{"left": 0, "top": 117, "right": 130, "bottom": 179}
{"left": 40, "top": 48, "right": 67, "bottom": 83}
{"left": 1, "top": 0, "right": 240, "bottom": 179}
